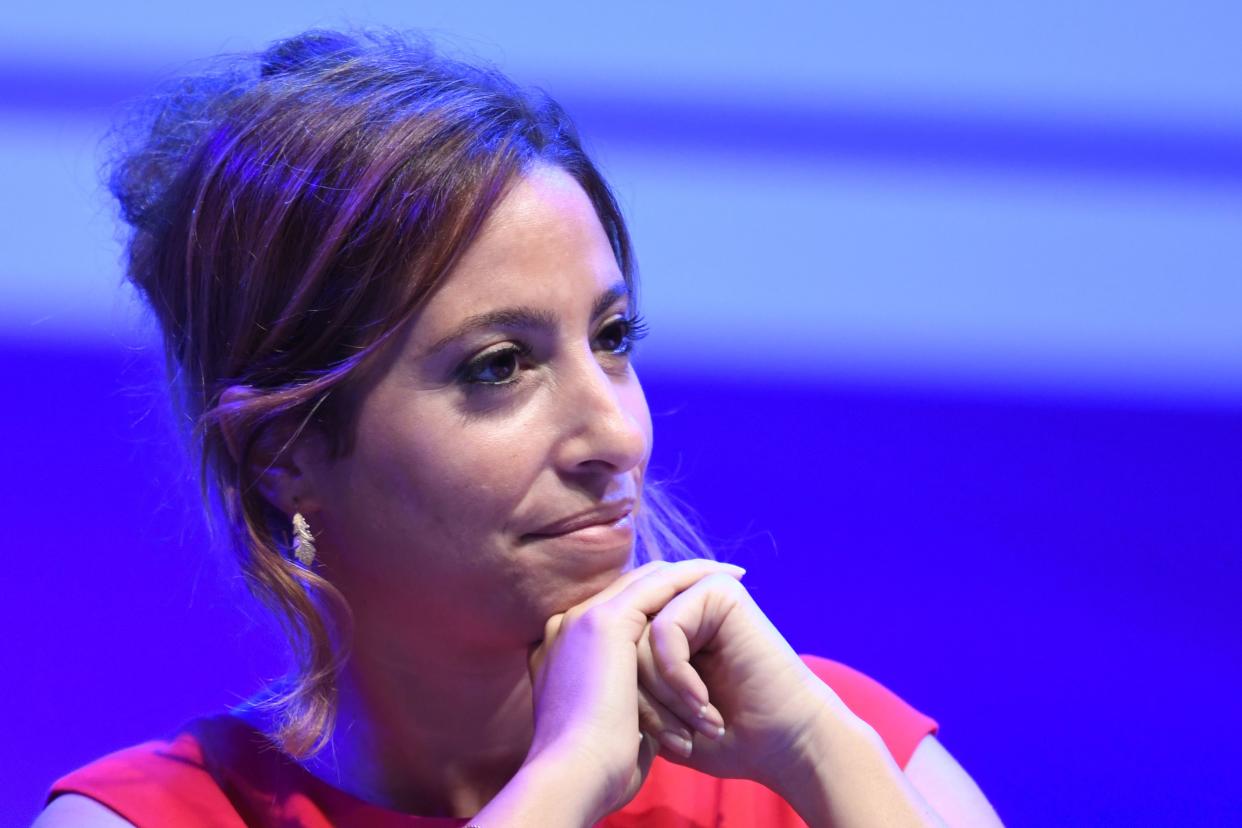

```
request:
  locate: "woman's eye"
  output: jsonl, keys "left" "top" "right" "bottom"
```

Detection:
{"left": 457, "top": 316, "right": 649, "bottom": 389}
{"left": 596, "top": 315, "right": 649, "bottom": 354}
{"left": 459, "top": 345, "right": 528, "bottom": 386}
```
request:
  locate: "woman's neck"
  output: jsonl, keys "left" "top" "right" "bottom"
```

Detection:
{"left": 299, "top": 642, "right": 536, "bottom": 817}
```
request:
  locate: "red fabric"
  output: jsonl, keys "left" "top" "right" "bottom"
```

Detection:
{"left": 50, "top": 656, "right": 937, "bottom": 827}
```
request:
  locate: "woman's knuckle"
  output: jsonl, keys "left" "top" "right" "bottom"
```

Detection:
{"left": 629, "top": 561, "right": 668, "bottom": 581}
{"left": 660, "top": 650, "right": 692, "bottom": 680}
{"left": 708, "top": 571, "right": 745, "bottom": 592}
{"left": 578, "top": 605, "right": 614, "bottom": 631}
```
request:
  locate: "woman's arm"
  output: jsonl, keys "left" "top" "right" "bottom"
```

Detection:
{"left": 467, "top": 750, "right": 617, "bottom": 826}
{"left": 773, "top": 706, "right": 1006, "bottom": 827}
{"left": 771, "top": 706, "right": 946, "bottom": 827}
{"left": 635, "top": 573, "right": 1002, "bottom": 827}
{"left": 33, "top": 794, "right": 136, "bottom": 828}
{"left": 904, "top": 735, "right": 1004, "bottom": 827}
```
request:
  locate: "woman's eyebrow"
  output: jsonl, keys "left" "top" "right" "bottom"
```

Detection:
{"left": 423, "top": 280, "right": 630, "bottom": 357}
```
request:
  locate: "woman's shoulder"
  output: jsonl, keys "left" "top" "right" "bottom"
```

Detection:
{"left": 42, "top": 715, "right": 456, "bottom": 828}
{"left": 799, "top": 653, "right": 939, "bottom": 768}
{"left": 33, "top": 794, "right": 137, "bottom": 827}
{"left": 43, "top": 716, "right": 252, "bottom": 827}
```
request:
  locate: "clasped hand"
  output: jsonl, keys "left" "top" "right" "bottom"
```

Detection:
{"left": 525, "top": 559, "right": 843, "bottom": 821}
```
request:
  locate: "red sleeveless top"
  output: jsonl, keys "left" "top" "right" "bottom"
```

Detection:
{"left": 49, "top": 656, "right": 937, "bottom": 827}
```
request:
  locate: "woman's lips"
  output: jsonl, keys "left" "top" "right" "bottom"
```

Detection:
{"left": 523, "top": 511, "right": 635, "bottom": 549}
{"left": 524, "top": 500, "right": 635, "bottom": 539}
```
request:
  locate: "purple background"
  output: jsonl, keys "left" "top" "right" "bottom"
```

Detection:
{"left": 5, "top": 341, "right": 1239, "bottom": 824}
{"left": 3, "top": 4, "right": 1241, "bottom": 825}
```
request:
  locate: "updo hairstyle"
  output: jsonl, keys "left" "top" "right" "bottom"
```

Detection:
{"left": 108, "top": 29, "right": 703, "bottom": 756}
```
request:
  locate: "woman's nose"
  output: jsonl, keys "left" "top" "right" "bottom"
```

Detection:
{"left": 553, "top": 352, "right": 649, "bottom": 477}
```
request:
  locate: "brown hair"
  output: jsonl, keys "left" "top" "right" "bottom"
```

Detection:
{"left": 109, "top": 29, "right": 706, "bottom": 757}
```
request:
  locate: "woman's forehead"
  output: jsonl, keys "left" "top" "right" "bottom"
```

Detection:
{"left": 461, "top": 166, "right": 611, "bottom": 271}
{"left": 417, "top": 169, "right": 624, "bottom": 323}
{"left": 393, "top": 168, "right": 627, "bottom": 360}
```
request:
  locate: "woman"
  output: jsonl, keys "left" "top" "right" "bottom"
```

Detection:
{"left": 39, "top": 30, "right": 1001, "bottom": 827}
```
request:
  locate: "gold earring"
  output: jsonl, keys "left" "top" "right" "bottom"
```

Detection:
{"left": 291, "top": 512, "right": 316, "bottom": 567}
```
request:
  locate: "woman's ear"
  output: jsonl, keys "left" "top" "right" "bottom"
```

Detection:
{"left": 218, "top": 385, "right": 330, "bottom": 519}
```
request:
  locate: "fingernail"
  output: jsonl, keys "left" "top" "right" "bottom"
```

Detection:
{"left": 682, "top": 690, "right": 707, "bottom": 713}
{"left": 693, "top": 706, "right": 726, "bottom": 739}
{"left": 658, "top": 730, "right": 694, "bottom": 758}
{"left": 721, "top": 563, "right": 747, "bottom": 576}
{"left": 692, "top": 718, "right": 725, "bottom": 740}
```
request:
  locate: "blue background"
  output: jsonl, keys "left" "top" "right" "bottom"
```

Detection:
{"left": 2, "top": 3, "right": 1239, "bottom": 824}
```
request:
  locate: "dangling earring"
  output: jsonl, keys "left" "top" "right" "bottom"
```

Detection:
{"left": 291, "top": 512, "right": 316, "bottom": 567}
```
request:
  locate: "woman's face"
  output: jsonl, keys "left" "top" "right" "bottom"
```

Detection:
{"left": 306, "top": 165, "right": 653, "bottom": 658}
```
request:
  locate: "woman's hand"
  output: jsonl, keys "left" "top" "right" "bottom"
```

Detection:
{"left": 475, "top": 559, "right": 743, "bottom": 826}
{"left": 634, "top": 572, "right": 852, "bottom": 788}
{"left": 631, "top": 573, "right": 951, "bottom": 827}
{"left": 476, "top": 562, "right": 947, "bottom": 827}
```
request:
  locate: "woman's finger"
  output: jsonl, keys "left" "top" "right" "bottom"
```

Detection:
{"left": 637, "top": 625, "right": 725, "bottom": 742}
{"left": 565, "top": 559, "right": 672, "bottom": 615}
{"left": 571, "top": 558, "right": 742, "bottom": 623}
{"left": 636, "top": 684, "right": 697, "bottom": 760}
{"left": 527, "top": 560, "right": 739, "bottom": 693}
{"left": 596, "top": 559, "right": 745, "bottom": 630}
{"left": 647, "top": 573, "right": 748, "bottom": 724}
{"left": 526, "top": 611, "right": 566, "bottom": 679}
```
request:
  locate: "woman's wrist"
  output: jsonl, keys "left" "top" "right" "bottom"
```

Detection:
{"left": 471, "top": 746, "right": 609, "bottom": 828}
{"left": 770, "top": 706, "right": 877, "bottom": 825}
{"left": 755, "top": 688, "right": 860, "bottom": 812}
{"left": 763, "top": 691, "right": 943, "bottom": 828}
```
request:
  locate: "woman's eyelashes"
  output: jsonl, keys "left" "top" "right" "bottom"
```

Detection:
{"left": 598, "top": 314, "right": 648, "bottom": 355}
{"left": 455, "top": 315, "right": 650, "bottom": 390}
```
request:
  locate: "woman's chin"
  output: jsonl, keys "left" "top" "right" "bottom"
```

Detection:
{"left": 542, "top": 564, "right": 630, "bottom": 617}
